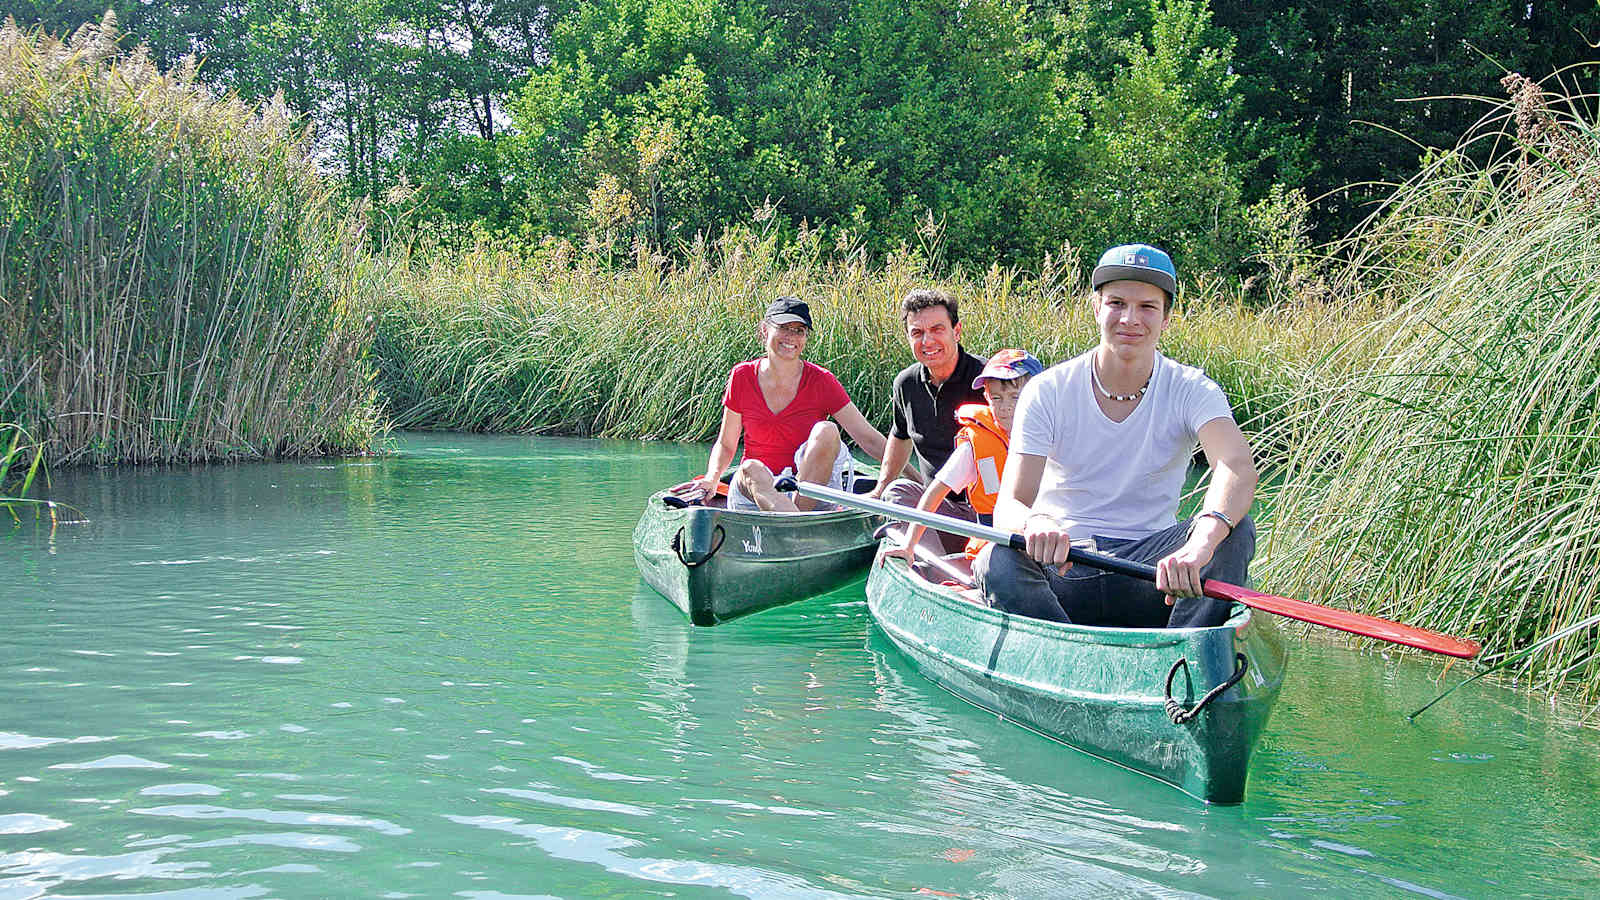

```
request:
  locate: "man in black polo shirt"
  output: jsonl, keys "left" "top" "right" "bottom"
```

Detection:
{"left": 869, "top": 288, "right": 987, "bottom": 550}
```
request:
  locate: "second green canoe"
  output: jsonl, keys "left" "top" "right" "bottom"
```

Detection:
{"left": 865, "top": 546, "right": 1288, "bottom": 803}
{"left": 634, "top": 474, "right": 881, "bottom": 626}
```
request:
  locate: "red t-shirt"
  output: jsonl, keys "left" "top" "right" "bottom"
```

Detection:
{"left": 723, "top": 360, "right": 851, "bottom": 474}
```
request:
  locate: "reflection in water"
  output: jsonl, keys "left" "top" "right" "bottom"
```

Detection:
{"left": 1, "top": 434, "right": 1596, "bottom": 897}
{"left": 862, "top": 639, "right": 1213, "bottom": 898}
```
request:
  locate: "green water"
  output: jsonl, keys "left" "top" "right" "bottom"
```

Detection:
{"left": 3, "top": 434, "right": 1597, "bottom": 898}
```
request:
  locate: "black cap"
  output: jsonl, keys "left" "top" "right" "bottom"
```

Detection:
{"left": 765, "top": 296, "right": 813, "bottom": 329}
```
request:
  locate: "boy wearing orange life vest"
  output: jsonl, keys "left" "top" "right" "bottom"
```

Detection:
{"left": 889, "top": 349, "right": 1044, "bottom": 563}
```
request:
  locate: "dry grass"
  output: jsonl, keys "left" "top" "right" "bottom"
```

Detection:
{"left": 372, "top": 225, "right": 1364, "bottom": 443}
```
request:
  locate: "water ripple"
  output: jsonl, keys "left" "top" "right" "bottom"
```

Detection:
{"left": 0, "top": 733, "right": 114, "bottom": 751}
{"left": 183, "top": 832, "right": 361, "bottom": 853}
{"left": 0, "top": 847, "right": 206, "bottom": 887}
{"left": 139, "top": 784, "right": 224, "bottom": 797}
{"left": 551, "top": 755, "right": 656, "bottom": 783}
{"left": 49, "top": 755, "right": 170, "bottom": 770}
{"left": 443, "top": 814, "right": 865, "bottom": 899}
{"left": 681, "top": 797, "right": 836, "bottom": 818}
{"left": 128, "top": 805, "right": 411, "bottom": 835}
{"left": 482, "top": 787, "right": 650, "bottom": 818}
{"left": 0, "top": 814, "right": 70, "bottom": 835}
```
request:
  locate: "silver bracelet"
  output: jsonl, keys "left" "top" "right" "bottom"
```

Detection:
{"left": 1198, "top": 509, "right": 1234, "bottom": 533}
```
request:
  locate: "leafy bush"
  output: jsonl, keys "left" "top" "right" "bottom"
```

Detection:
{"left": 501, "top": 0, "right": 1278, "bottom": 276}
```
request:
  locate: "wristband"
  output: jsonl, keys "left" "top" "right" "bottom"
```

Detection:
{"left": 1198, "top": 510, "right": 1234, "bottom": 533}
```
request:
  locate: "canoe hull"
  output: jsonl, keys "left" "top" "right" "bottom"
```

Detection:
{"left": 866, "top": 550, "right": 1287, "bottom": 803}
{"left": 634, "top": 483, "right": 880, "bottom": 626}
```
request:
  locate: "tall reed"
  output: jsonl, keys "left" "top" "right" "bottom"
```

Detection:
{"left": 374, "top": 225, "right": 1343, "bottom": 443}
{"left": 1258, "top": 74, "right": 1600, "bottom": 699}
{"left": 0, "top": 17, "right": 384, "bottom": 465}
{"left": 1, "top": 423, "right": 44, "bottom": 508}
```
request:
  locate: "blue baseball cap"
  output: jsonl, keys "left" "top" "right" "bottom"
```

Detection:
{"left": 1091, "top": 244, "right": 1177, "bottom": 297}
{"left": 972, "top": 348, "right": 1045, "bottom": 389}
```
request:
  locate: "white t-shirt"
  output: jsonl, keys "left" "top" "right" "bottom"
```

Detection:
{"left": 1012, "top": 350, "right": 1235, "bottom": 540}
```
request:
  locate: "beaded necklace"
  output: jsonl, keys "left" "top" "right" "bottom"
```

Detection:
{"left": 1090, "top": 359, "right": 1150, "bottom": 403}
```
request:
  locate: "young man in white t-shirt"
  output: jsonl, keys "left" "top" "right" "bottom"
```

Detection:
{"left": 974, "top": 244, "right": 1258, "bottom": 628}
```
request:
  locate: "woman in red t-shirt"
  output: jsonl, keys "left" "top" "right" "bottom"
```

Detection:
{"left": 695, "top": 297, "right": 888, "bottom": 511}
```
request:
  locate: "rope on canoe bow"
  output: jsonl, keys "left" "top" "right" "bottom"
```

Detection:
{"left": 671, "top": 525, "right": 725, "bottom": 567}
{"left": 1164, "top": 653, "right": 1249, "bottom": 725}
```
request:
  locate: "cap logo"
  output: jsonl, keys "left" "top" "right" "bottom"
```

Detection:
{"left": 1125, "top": 253, "right": 1146, "bottom": 265}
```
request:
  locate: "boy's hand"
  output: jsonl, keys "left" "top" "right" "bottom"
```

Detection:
{"left": 883, "top": 542, "right": 917, "bottom": 565}
{"left": 883, "top": 524, "right": 920, "bottom": 565}
{"left": 1022, "top": 513, "right": 1073, "bottom": 572}
{"left": 1156, "top": 538, "right": 1215, "bottom": 601}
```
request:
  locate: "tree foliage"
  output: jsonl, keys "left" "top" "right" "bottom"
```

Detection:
{"left": 11, "top": 0, "right": 1600, "bottom": 272}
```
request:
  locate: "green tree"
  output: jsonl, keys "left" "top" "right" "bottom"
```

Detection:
{"left": 506, "top": 0, "right": 797, "bottom": 245}
{"left": 14, "top": 0, "right": 1600, "bottom": 262}
{"left": 508, "top": 0, "right": 1092, "bottom": 263}
{"left": 1072, "top": 0, "right": 1254, "bottom": 274}
{"left": 820, "top": 0, "right": 1086, "bottom": 263}
{"left": 1213, "top": 0, "right": 1600, "bottom": 237}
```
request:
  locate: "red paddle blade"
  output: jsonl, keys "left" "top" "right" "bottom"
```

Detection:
{"left": 1204, "top": 580, "right": 1481, "bottom": 659}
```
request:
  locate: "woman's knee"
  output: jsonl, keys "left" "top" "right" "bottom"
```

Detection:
{"left": 736, "top": 458, "right": 774, "bottom": 485}
{"left": 798, "top": 424, "right": 841, "bottom": 474}
{"left": 807, "top": 420, "right": 841, "bottom": 448}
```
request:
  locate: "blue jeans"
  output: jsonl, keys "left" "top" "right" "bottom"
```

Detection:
{"left": 973, "top": 516, "right": 1256, "bottom": 628}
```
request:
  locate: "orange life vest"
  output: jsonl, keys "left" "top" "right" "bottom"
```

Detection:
{"left": 954, "top": 402, "right": 1010, "bottom": 559}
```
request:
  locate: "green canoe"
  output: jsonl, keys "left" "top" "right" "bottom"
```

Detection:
{"left": 633, "top": 474, "right": 881, "bottom": 626}
{"left": 865, "top": 545, "right": 1288, "bottom": 804}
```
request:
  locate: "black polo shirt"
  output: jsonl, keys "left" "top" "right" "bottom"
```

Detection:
{"left": 890, "top": 347, "right": 988, "bottom": 476}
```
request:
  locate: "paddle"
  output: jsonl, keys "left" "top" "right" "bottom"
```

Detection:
{"left": 782, "top": 478, "right": 1483, "bottom": 659}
